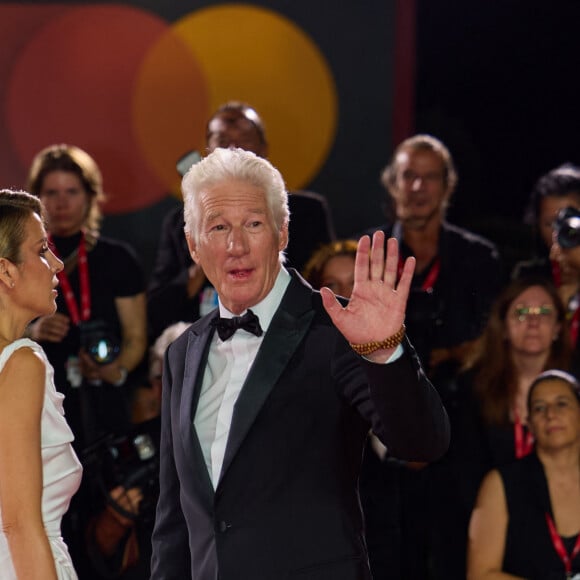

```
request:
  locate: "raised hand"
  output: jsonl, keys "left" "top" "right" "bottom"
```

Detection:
{"left": 320, "top": 231, "right": 415, "bottom": 360}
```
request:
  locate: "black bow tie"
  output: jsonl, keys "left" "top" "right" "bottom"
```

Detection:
{"left": 212, "top": 309, "right": 263, "bottom": 341}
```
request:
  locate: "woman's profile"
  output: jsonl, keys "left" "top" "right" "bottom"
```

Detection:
{"left": 0, "top": 189, "right": 82, "bottom": 578}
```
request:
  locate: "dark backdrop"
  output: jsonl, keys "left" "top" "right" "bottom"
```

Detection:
{"left": 3, "top": 1, "right": 579, "bottom": 275}
{"left": 414, "top": 0, "right": 580, "bottom": 269}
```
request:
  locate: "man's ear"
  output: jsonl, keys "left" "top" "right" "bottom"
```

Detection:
{"left": 185, "top": 232, "right": 199, "bottom": 264}
{"left": 278, "top": 221, "right": 289, "bottom": 252}
{"left": 0, "top": 258, "right": 16, "bottom": 289}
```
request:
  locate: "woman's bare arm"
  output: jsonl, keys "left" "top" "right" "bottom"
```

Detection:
{"left": 0, "top": 348, "right": 58, "bottom": 579}
{"left": 467, "top": 469, "right": 525, "bottom": 580}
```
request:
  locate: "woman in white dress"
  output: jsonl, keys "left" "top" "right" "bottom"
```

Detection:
{"left": 0, "top": 189, "right": 82, "bottom": 579}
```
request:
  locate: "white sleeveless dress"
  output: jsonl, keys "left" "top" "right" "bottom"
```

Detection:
{"left": 0, "top": 339, "right": 82, "bottom": 579}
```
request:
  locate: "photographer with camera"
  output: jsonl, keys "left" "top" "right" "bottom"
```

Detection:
{"left": 551, "top": 205, "right": 580, "bottom": 375}
{"left": 83, "top": 322, "right": 186, "bottom": 579}
{"left": 84, "top": 414, "right": 160, "bottom": 580}
{"left": 26, "top": 144, "right": 147, "bottom": 446}
{"left": 25, "top": 144, "right": 147, "bottom": 578}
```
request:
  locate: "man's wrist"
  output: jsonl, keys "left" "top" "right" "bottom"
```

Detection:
{"left": 350, "top": 325, "right": 406, "bottom": 356}
{"left": 364, "top": 343, "right": 404, "bottom": 364}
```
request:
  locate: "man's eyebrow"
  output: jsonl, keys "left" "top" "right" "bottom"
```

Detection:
{"left": 204, "top": 207, "right": 267, "bottom": 222}
{"left": 205, "top": 210, "right": 222, "bottom": 222}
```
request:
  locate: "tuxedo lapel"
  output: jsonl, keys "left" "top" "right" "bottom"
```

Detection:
{"left": 218, "top": 274, "right": 315, "bottom": 486}
{"left": 179, "top": 318, "right": 216, "bottom": 506}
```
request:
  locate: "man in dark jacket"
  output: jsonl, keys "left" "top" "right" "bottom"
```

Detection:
{"left": 150, "top": 147, "right": 450, "bottom": 580}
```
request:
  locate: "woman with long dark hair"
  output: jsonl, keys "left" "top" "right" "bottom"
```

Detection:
{"left": 433, "top": 276, "right": 571, "bottom": 579}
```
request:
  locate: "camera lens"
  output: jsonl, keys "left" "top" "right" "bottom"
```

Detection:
{"left": 86, "top": 336, "right": 120, "bottom": 365}
{"left": 80, "top": 320, "right": 121, "bottom": 365}
{"left": 555, "top": 207, "right": 580, "bottom": 249}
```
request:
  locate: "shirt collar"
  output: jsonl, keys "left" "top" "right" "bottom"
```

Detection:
{"left": 218, "top": 267, "right": 291, "bottom": 333}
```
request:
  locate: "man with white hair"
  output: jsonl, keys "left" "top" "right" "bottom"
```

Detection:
{"left": 150, "top": 147, "right": 449, "bottom": 580}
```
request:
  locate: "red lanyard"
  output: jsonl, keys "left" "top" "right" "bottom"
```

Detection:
{"left": 551, "top": 259, "right": 580, "bottom": 348}
{"left": 513, "top": 410, "right": 534, "bottom": 459}
{"left": 570, "top": 308, "right": 580, "bottom": 350}
{"left": 398, "top": 256, "right": 441, "bottom": 292}
{"left": 49, "top": 232, "right": 91, "bottom": 325}
{"left": 552, "top": 259, "right": 562, "bottom": 287}
{"left": 545, "top": 512, "right": 580, "bottom": 577}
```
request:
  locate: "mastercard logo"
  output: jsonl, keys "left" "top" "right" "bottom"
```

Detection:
{"left": 2, "top": 3, "right": 338, "bottom": 213}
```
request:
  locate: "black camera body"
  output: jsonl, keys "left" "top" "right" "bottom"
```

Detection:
{"left": 82, "top": 416, "right": 160, "bottom": 523}
{"left": 80, "top": 319, "right": 121, "bottom": 365}
{"left": 554, "top": 206, "right": 580, "bottom": 249}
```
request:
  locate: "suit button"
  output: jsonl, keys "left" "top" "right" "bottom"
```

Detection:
{"left": 218, "top": 520, "right": 230, "bottom": 533}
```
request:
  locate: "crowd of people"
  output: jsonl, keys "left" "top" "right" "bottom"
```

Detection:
{"left": 0, "top": 99, "right": 578, "bottom": 580}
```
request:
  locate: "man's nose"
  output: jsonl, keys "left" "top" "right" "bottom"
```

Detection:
{"left": 227, "top": 228, "right": 249, "bottom": 254}
{"left": 411, "top": 176, "right": 424, "bottom": 190}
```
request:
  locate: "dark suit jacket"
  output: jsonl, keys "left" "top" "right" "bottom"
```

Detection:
{"left": 150, "top": 271, "right": 449, "bottom": 580}
{"left": 147, "top": 191, "right": 335, "bottom": 341}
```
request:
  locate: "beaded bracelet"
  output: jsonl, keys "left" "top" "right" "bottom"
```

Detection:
{"left": 349, "top": 324, "right": 406, "bottom": 356}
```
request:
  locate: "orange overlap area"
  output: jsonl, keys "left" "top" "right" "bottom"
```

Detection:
{"left": 0, "top": 4, "right": 337, "bottom": 213}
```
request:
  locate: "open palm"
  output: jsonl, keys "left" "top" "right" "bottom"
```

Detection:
{"left": 321, "top": 231, "right": 415, "bottom": 355}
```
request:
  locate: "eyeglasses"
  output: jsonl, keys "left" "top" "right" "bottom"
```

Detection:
{"left": 400, "top": 170, "right": 444, "bottom": 185}
{"left": 512, "top": 305, "right": 554, "bottom": 322}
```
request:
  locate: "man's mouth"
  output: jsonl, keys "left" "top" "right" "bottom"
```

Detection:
{"left": 228, "top": 268, "right": 253, "bottom": 279}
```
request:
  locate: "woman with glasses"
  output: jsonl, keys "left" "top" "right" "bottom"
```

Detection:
{"left": 468, "top": 369, "right": 580, "bottom": 579}
{"left": 432, "top": 277, "right": 571, "bottom": 579}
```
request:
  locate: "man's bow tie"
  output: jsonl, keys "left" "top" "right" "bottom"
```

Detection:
{"left": 212, "top": 309, "right": 263, "bottom": 341}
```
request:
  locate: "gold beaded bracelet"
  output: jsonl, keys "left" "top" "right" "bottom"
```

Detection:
{"left": 349, "top": 324, "right": 406, "bottom": 356}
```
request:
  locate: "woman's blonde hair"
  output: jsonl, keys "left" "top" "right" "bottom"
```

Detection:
{"left": 0, "top": 189, "right": 43, "bottom": 264}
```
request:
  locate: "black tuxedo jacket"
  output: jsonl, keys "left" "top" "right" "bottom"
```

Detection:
{"left": 150, "top": 272, "right": 449, "bottom": 580}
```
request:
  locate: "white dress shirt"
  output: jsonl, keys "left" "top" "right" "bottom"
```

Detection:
{"left": 194, "top": 268, "right": 291, "bottom": 487}
{"left": 193, "top": 267, "right": 403, "bottom": 488}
